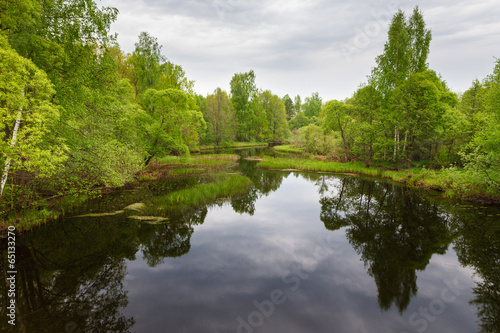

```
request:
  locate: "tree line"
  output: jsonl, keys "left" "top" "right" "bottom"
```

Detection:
{"left": 0, "top": 0, "right": 308, "bottom": 214}
{"left": 1, "top": 2, "right": 499, "bottom": 216}
{"left": 291, "top": 7, "right": 499, "bottom": 195}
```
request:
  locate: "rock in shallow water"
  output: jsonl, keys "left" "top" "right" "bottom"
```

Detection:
{"left": 123, "top": 202, "right": 146, "bottom": 211}
{"left": 128, "top": 215, "right": 169, "bottom": 224}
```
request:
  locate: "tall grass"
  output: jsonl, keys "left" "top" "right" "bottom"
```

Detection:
{"left": 273, "top": 144, "right": 308, "bottom": 155}
{"left": 258, "top": 158, "right": 384, "bottom": 176}
{"left": 198, "top": 142, "right": 268, "bottom": 150}
{"left": 147, "top": 173, "right": 253, "bottom": 213}
{"left": 154, "top": 154, "right": 240, "bottom": 168}
{"left": 257, "top": 157, "right": 500, "bottom": 202}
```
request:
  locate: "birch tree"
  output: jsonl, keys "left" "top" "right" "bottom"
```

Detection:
{"left": 0, "top": 37, "right": 65, "bottom": 199}
{"left": 370, "top": 6, "right": 432, "bottom": 163}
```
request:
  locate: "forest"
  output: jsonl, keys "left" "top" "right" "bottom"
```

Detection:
{"left": 1, "top": 1, "right": 499, "bottom": 224}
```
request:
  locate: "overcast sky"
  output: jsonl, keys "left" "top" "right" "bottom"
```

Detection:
{"left": 100, "top": 0, "right": 500, "bottom": 101}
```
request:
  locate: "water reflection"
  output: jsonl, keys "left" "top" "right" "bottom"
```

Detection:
{"left": 0, "top": 217, "right": 136, "bottom": 332}
{"left": 451, "top": 205, "right": 500, "bottom": 333}
{"left": 231, "top": 158, "right": 289, "bottom": 216}
{"left": 0, "top": 158, "right": 499, "bottom": 333}
{"left": 0, "top": 205, "right": 210, "bottom": 332}
{"left": 317, "top": 176, "right": 454, "bottom": 313}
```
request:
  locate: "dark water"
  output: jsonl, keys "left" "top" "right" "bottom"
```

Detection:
{"left": 1, "top": 156, "right": 499, "bottom": 333}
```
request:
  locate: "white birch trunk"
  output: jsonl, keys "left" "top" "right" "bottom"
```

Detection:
{"left": 0, "top": 106, "right": 23, "bottom": 198}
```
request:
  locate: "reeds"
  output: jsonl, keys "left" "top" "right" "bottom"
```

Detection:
{"left": 257, "top": 157, "right": 500, "bottom": 202}
{"left": 148, "top": 173, "right": 253, "bottom": 213}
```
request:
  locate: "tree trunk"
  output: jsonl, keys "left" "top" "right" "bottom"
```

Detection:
{"left": 369, "top": 134, "right": 374, "bottom": 165}
{"left": 403, "top": 132, "right": 407, "bottom": 153}
{"left": 338, "top": 118, "right": 348, "bottom": 162}
{"left": 0, "top": 107, "right": 23, "bottom": 199}
{"left": 393, "top": 124, "right": 398, "bottom": 162}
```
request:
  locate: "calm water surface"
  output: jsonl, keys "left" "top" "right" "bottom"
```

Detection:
{"left": 1, "top": 155, "right": 499, "bottom": 333}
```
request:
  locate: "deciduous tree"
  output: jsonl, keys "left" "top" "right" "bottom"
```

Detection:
{"left": 282, "top": 94, "right": 295, "bottom": 120}
{"left": 205, "top": 88, "right": 236, "bottom": 146}
{"left": 141, "top": 88, "right": 206, "bottom": 164}
{"left": 322, "top": 100, "right": 354, "bottom": 161}
{"left": 0, "top": 36, "right": 65, "bottom": 200}
{"left": 230, "top": 70, "right": 257, "bottom": 141}
{"left": 303, "top": 92, "right": 322, "bottom": 118}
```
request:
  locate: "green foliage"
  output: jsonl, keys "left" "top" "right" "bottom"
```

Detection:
{"left": 154, "top": 154, "right": 239, "bottom": 168}
{"left": 272, "top": 144, "right": 306, "bottom": 155}
{"left": 434, "top": 107, "right": 470, "bottom": 166}
{"left": 129, "top": 32, "right": 194, "bottom": 95}
{"left": 6, "top": 0, "right": 118, "bottom": 75}
{"left": 257, "top": 156, "right": 499, "bottom": 201}
{"left": 289, "top": 111, "right": 309, "bottom": 130}
{"left": 262, "top": 90, "right": 289, "bottom": 142}
{"left": 368, "top": 6, "right": 434, "bottom": 167}
{"left": 246, "top": 90, "right": 289, "bottom": 142}
{"left": 53, "top": 44, "right": 145, "bottom": 188}
{"left": 298, "top": 125, "right": 338, "bottom": 155}
{"left": 141, "top": 88, "right": 206, "bottom": 162}
{"left": 294, "top": 95, "right": 302, "bottom": 114}
{"left": 303, "top": 92, "right": 322, "bottom": 118}
{"left": 2, "top": 2, "right": 499, "bottom": 226}
{"left": 230, "top": 70, "right": 257, "bottom": 141}
{"left": 204, "top": 88, "right": 236, "bottom": 146}
{"left": 2, "top": 0, "right": 146, "bottom": 194}
{"left": 322, "top": 100, "right": 355, "bottom": 161}
{"left": 129, "top": 32, "right": 166, "bottom": 94}
{"left": 454, "top": 59, "right": 500, "bottom": 194}
{"left": 391, "top": 70, "right": 457, "bottom": 167}
{"left": 349, "top": 84, "right": 383, "bottom": 164}
{"left": 371, "top": 10, "right": 411, "bottom": 95}
{"left": 282, "top": 94, "right": 295, "bottom": 120}
{"left": 309, "top": 115, "right": 321, "bottom": 126}
{"left": 408, "top": 6, "right": 432, "bottom": 74}
{"left": 371, "top": 6, "right": 431, "bottom": 95}
{"left": 258, "top": 157, "right": 382, "bottom": 176}
{"left": 0, "top": 36, "right": 66, "bottom": 205}
{"left": 149, "top": 173, "right": 253, "bottom": 213}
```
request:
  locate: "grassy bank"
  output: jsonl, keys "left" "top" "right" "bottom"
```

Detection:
{"left": 145, "top": 173, "right": 253, "bottom": 214}
{"left": 198, "top": 141, "right": 268, "bottom": 151}
{"left": 0, "top": 154, "right": 245, "bottom": 233}
{"left": 257, "top": 156, "right": 500, "bottom": 204}
{"left": 272, "top": 144, "right": 309, "bottom": 155}
{"left": 153, "top": 154, "right": 239, "bottom": 168}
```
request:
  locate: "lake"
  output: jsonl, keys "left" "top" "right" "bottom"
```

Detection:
{"left": 1, "top": 154, "right": 499, "bottom": 333}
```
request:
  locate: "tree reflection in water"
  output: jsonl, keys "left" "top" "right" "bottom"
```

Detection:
{"left": 452, "top": 205, "right": 500, "bottom": 333}
{"left": 0, "top": 205, "right": 210, "bottom": 332}
{"left": 317, "top": 176, "right": 454, "bottom": 313}
{"left": 1, "top": 160, "right": 498, "bottom": 332}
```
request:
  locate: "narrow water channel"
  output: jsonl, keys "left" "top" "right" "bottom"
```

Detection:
{"left": 1, "top": 152, "right": 499, "bottom": 333}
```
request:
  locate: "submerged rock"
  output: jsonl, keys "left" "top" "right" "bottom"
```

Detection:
{"left": 124, "top": 203, "right": 146, "bottom": 211}
{"left": 128, "top": 215, "right": 169, "bottom": 224}
{"left": 74, "top": 210, "right": 125, "bottom": 218}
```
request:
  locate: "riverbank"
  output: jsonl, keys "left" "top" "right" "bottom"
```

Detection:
{"left": 257, "top": 154, "right": 500, "bottom": 205}
{"left": 197, "top": 141, "right": 268, "bottom": 151}
{"left": 0, "top": 154, "right": 249, "bottom": 234}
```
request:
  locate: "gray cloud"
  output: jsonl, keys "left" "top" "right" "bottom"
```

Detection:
{"left": 101, "top": 0, "right": 500, "bottom": 100}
